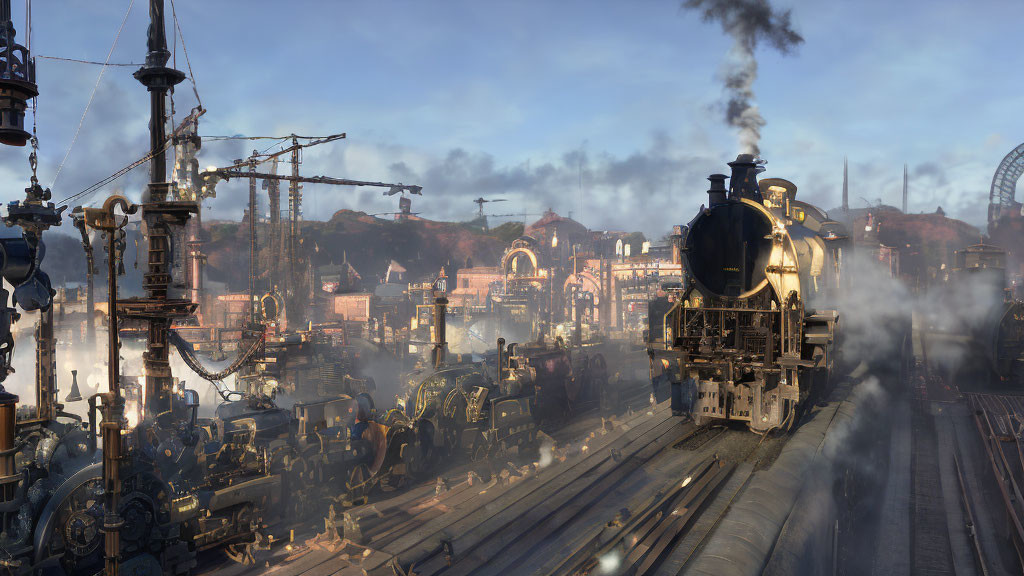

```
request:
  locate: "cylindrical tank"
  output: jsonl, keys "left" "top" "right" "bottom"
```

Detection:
{"left": 0, "top": 389, "right": 18, "bottom": 504}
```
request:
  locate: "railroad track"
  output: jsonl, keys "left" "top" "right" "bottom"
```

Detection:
{"left": 203, "top": 403, "right": 796, "bottom": 576}
{"left": 966, "top": 393, "right": 1024, "bottom": 570}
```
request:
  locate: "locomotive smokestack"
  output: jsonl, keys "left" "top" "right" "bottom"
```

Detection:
{"left": 727, "top": 154, "right": 764, "bottom": 203}
{"left": 497, "top": 338, "right": 506, "bottom": 382}
{"left": 671, "top": 225, "right": 684, "bottom": 266}
{"left": 433, "top": 295, "right": 447, "bottom": 369}
{"left": 707, "top": 174, "right": 728, "bottom": 206}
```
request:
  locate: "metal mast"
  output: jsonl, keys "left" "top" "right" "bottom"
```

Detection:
{"left": 902, "top": 163, "right": 908, "bottom": 214}
{"left": 288, "top": 136, "right": 302, "bottom": 324}
{"left": 71, "top": 212, "right": 96, "bottom": 353}
{"left": 842, "top": 156, "right": 848, "bottom": 214}
{"left": 266, "top": 157, "right": 281, "bottom": 291}
{"left": 131, "top": 0, "right": 193, "bottom": 422}
{"left": 248, "top": 151, "right": 258, "bottom": 324}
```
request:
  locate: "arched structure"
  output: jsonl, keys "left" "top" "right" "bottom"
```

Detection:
{"left": 500, "top": 237, "right": 546, "bottom": 290}
{"left": 990, "top": 143, "right": 1024, "bottom": 225}
{"left": 562, "top": 271, "right": 601, "bottom": 298}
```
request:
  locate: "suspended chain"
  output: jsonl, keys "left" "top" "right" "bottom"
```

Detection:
{"left": 167, "top": 329, "right": 263, "bottom": 382}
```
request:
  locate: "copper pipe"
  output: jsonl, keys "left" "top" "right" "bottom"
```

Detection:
{"left": 84, "top": 195, "right": 135, "bottom": 576}
{"left": 102, "top": 211, "right": 123, "bottom": 576}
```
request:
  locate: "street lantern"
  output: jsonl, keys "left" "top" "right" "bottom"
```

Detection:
{"left": 0, "top": 0, "right": 37, "bottom": 147}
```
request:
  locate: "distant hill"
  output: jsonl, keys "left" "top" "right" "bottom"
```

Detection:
{"left": 203, "top": 211, "right": 522, "bottom": 291}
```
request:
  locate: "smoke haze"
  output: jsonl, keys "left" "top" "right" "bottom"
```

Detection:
{"left": 683, "top": 0, "right": 804, "bottom": 155}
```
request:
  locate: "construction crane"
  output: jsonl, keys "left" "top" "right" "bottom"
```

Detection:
{"left": 473, "top": 197, "right": 506, "bottom": 217}
{"left": 370, "top": 211, "right": 421, "bottom": 219}
{"left": 199, "top": 164, "right": 422, "bottom": 327}
{"left": 489, "top": 211, "right": 542, "bottom": 221}
{"left": 201, "top": 169, "right": 422, "bottom": 199}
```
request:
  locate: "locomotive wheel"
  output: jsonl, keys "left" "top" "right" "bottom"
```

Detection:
{"left": 345, "top": 463, "right": 372, "bottom": 506}
{"left": 468, "top": 434, "right": 492, "bottom": 462}
{"left": 441, "top": 420, "right": 462, "bottom": 456}
{"left": 34, "top": 465, "right": 197, "bottom": 576}
{"left": 284, "top": 455, "right": 310, "bottom": 518}
{"left": 406, "top": 420, "right": 439, "bottom": 479}
{"left": 36, "top": 471, "right": 105, "bottom": 575}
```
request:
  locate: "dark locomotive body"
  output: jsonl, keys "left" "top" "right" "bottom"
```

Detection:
{"left": 399, "top": 337, "right": 613, "bottom": 461}
{"left": 649, "top": 155, "right": 847, "bottom": 433}
{"left": 939, "top": 243, "right": 1024, "bottom": 388}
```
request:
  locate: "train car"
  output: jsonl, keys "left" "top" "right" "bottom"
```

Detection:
{"left": 649, "top": 154, "right": 848, "bottom": 433}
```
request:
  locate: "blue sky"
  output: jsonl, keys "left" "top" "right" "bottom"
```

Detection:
{"left": 1, "top": 0, "right": 1020, "bottom": 237}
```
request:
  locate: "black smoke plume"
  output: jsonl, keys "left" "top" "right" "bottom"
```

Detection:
{"left": 683, "top": 0, "right": 803, "bottom": 155}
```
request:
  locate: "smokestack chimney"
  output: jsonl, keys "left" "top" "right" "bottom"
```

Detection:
{"left": 670, "top": 225, "right": 684, "bottom": 266}
{"left": 842, "top": 157, "right": 849, "bottom": 213}
{"left": 432, "top": 296, "right": 447, "bottom": 369}
{"left": 707, "top": 174, "right": 728, "bottom": 207}
{"left": 902, "top": 164, "right": 908, "bottom": 214}
{"left": 496, "top": 338, "right": 506, "bottom": 382}
{"left": 66, "top": 370, "right": 83, "bottom": 402}
{"left": 727, "top": 154, "right": 763, "bottom": 203}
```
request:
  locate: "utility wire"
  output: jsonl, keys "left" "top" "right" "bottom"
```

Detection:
{"left": 56, "top": 141, "right": 171, "bottom": 207}
{"left": 50, "top": 0, "right": 135, "bottom": 189}
{"left": 258, "top": 137, "right": 291, "bottom": 155}
{"left": 169, "top": 0, "right": 202, "bottom": 108}
{"left": 202, "top": 134, "right": 344, "bottom": 141}
{"left": 36, "top": 55, "right": 139, "bottom": 67}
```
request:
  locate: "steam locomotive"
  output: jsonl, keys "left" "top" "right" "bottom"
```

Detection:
{"left": 395, "top": 336, "right": 613, "bottom": 462}
{"left": 649, "top": 154, "right": 847, "bottom": 433}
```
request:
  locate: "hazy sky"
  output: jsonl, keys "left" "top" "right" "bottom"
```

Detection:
{"left": 1, "top": 0, "right": 1019, "bottom": 237}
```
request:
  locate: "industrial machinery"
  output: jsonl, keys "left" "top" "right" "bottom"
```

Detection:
{"left": 649, "top": 154, "right": 847, "bottom": 433}
{"left": 398, "top": 332, "right": 613, "bottom": 462}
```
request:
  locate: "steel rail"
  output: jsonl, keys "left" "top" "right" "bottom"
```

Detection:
{"left": 968, "top": 394, "right": 1024, "bottom": 568}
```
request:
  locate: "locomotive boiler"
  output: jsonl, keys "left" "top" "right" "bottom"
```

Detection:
{"left": 649, "top": 154, "right": 847, "bottom": 433}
